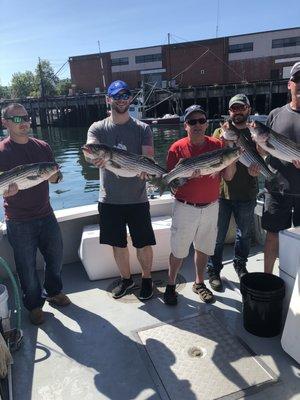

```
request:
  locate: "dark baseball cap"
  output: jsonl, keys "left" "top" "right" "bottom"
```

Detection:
{"left": 229, "top": 94, "right": 250, "bottom": 108}
{"left": 183, "top": 105, "right": 206, "bottom": 121}
{"left": 290, "top": 62, "right": 300, "bottom": 79}
{"left": 107, "top": 80, "right": 131, "bottom": 97}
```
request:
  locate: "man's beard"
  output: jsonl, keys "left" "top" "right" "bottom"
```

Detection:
{"left": 111, "top": 102, "right": 130, "bottom": 114}
{"left": 232, "top": 113, "right": 248, "bottom": 124}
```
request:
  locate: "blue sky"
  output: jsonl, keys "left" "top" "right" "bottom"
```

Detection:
{"left": 0, "top": 0, "right": 299, "bottom": 85}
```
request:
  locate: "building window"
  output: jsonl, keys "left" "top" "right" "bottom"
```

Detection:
{"left": 228, "top": 42, "right": 253, "bottom": 53}
{"left": 135, "top": 54, "right": 162, "bottom": 63}
{"left": 111, "top": 57, "right": 129, "bottom": 66}
{"left": 272, "top": 37, "right": 300, "bottom": 49}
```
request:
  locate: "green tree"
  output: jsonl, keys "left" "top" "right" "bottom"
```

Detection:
{"left": 11, "top": 71, "right": 36, "bottom": 98}
{"left": 35, "top": 59, "right": 59, "bottom": 97}
{"left": 0, "top": 85, "right": 11, "bottom": 99}
{"left": 56, "top": 78, "right": 71, "bottom": 95}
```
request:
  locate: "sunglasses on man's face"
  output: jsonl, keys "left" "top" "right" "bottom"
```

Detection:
{"left": 186, "top": 118, "right": 207, "bottom": 126}
{"left": 5, "top": 115, "right": 30, "bottom": 123}
{"left": 111, "top": 93, "right": 131, "bottom": 101}
{"left": 229, "top": 104, "right": 248, "bottom": 112}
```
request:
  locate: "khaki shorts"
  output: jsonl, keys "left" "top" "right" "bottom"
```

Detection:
{"left": 170, "top": 200, "right": 219, "bottom": 258}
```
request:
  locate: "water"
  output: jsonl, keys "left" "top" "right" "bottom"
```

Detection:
{"left": 0, "top": 124, "right": 187, "bottom": 220}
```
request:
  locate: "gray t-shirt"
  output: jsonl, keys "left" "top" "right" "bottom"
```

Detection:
{"left": 266, "top": 104, "right": 300, "bottom": 192}
{"left": 87, "top": 117, "right": 153, "bottom": 204}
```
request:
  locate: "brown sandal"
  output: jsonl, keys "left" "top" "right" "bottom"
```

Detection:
{"left": 192, "top": 283, "right": 215, "bottom": 303}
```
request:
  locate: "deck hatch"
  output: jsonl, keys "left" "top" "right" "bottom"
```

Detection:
{"left": 136, "top": 312, "right": 278, "bottom": 400}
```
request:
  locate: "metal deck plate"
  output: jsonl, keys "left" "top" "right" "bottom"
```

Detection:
{"left": 137, "top": 313, "right": 277, "bottom": 400}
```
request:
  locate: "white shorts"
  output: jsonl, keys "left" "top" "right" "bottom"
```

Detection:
{"left": 170, "top": 199, "right": 219, "bottom": 259}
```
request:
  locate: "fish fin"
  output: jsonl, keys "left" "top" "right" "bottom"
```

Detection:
{"left": 139, "top": 155, "right": 156, "bottom": 164}
{"left": 174, "top": 158, "right": 185, "bottom": 167}
{"left": 109, "top": 160, "right": 122, "bottom": 169}
{"left": 153, "top": 178, "right": 169, "bottom": 196}
{"left": 26, "top": 175, "right": 39, "bottom": 180}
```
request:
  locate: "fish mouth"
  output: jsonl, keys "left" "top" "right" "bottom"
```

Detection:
{"left": 82, "top": 145, "right": 92, "bottom": 154}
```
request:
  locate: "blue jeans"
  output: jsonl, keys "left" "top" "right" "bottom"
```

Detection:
{"left": 6, "top": 213, "right": 63, "bottom": 311}
{"left": 208, "top": 198, "right": 256, "bottom": 273}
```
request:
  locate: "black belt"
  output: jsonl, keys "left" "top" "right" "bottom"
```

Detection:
{"left": 177, "top": 199, "right": 211, "bottom": 208}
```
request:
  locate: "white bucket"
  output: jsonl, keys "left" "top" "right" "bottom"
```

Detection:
{"left": 0, "top": 284, "right": 9, "bottom": 320}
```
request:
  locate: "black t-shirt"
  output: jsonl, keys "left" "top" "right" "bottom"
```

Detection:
{"left": 266, "top": 104, "right": 300, "bottom": 193}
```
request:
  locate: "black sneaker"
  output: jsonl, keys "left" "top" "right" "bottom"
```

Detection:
{"left": 234, "top": 263, "right": 248, "bottom": 280}
{"left": 163, "top": 284, "right": 177, "bottom": 306}
{"left": 138, "top": 278, "right": 153, "bottom": 301}
{"left": 112, "top": 277, "right": 135, "bottom": 299}
{"left": 208, "top": 271, "right": 223, "bottom": 292}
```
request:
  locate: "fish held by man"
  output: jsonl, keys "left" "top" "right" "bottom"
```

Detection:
{"left": 82, "top": 143, "right": 167, "bottom": 180}
{"left": 158, "top": 146, "right": 242, "bottom": 195}
{"left": 0, "top": 162, "right": 59, "bottom": 196}
{"left": 249, "top": 120, "right": 300, "bottom": 163}
{"left": 221, "top": 120, "right": 287, "bottom": 188}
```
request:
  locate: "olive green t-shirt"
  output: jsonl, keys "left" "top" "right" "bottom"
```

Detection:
{"left": 213, "top": 127, "right": 258, "bottom": 201}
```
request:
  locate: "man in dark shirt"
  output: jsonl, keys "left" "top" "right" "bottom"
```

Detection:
{"left": 262, "top": 62, "right": 300, "bottom": 274}
{"left": 0, "top": 103, "right": 71, "bottom": 325}
{"left": 207, "top": 94, "right": 260, "bottom": 291}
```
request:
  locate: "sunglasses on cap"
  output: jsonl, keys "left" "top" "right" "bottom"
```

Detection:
{"left": 5, "top": 115, "right": 30, "bottom": 123}
{"left": 229, "top": 104, "right": 248, "bottom": 112}
{"left": 186, "top": 118, "right": 207, "bottom": 126}
{"left": 111, "top": 92, "right": 131, "bottom": 100}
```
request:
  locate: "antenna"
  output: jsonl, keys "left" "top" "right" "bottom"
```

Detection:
{"left": 216, "top": 0, "right": 220, "bottom": 38}
{"left": 98, "top": 40, "right": 106, "bottom": 89}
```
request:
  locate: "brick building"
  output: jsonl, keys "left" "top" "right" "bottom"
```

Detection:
{"left": 69, "top": 27, "right": 300, "bottom": 94}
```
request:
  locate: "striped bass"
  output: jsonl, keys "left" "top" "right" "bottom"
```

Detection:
{"left": 221, "top": 120, "right": 277, "bottom": 181}
{"left": 82, "top": 143, "right": 167, "bottom": 179}
{"left": 249, "top": 120, "right": 300, "bottom": 163}
{"left": 0, "top": 162, "right": 58, "bottom": 196}
{"left": 157, "top": 147, "right": 241, "bottom": 195}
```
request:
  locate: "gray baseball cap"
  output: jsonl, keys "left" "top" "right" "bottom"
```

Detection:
{"left": 183, "top": 105, "right": 206, "bottom": 121}
{"left": 290, "top": 62, "right": 300, "bottom": 79}
{"left": 229, "top": 94, "right": 250, "bottom": 108}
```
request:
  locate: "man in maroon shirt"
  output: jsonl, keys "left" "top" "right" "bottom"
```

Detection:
{"left": 163, "top": 105, "right": 237, "bottom": 305}
{"left": 0, "top": 103, "right": 71, "bottom": 325}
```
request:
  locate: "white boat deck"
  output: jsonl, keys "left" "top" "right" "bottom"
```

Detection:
{"left": 10, "top": 244, "right": 300, "bottom": 400}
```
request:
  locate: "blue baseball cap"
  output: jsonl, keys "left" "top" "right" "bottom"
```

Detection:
{"left": 184, "top": 105, "right": 206, "bottom": 121}
{"left": 107, "top": 80, "right": 131, "bottom": 97}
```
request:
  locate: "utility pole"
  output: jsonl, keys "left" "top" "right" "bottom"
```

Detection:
{"left": 98, "top": 40, "right": 106, "bottom": 91}
{"left": 167, "top": 33, "right": 171, "bottom": 88}
{"left": 38, "top": 57, "right": 45, "bottom": 99}
{"left": 216, "top": 0, "right": 220, "bottom": 38}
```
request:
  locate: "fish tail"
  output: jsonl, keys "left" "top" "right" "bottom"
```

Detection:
{"left": 149, "top": 176, "right": 169, "bottom": 196}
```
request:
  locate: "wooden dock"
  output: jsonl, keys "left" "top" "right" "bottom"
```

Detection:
{"left": 0, "top": 79, "right": 289, "bottom": 128}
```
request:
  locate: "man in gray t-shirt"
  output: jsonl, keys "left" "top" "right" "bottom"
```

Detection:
{"left": 261, "top": 62, "right": 300, "bottom": 274}
{"left": 86, "top": 80, "right": 156, "bottom": 300}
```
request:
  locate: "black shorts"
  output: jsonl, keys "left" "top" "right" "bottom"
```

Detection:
{"left": 261, "top": 192, "right": 300, "bottom": 233}
{"left": 98, "top": 202, "right": 156, "bottom": 248}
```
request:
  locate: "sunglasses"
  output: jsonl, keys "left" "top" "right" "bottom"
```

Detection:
{"left": 111, "top": 93, "right": 131, "bottom": 100}
{"left": 5, "top": 115, "right": 30, "bottom": 123}
{"left": 229, "top": 104, "right": 248, "bottom": 112}
{"left": 186, "top": 118, "right": 207, "bottom": 126}
{"left": 290, "top": 75, "right": 300, "bottom": 84}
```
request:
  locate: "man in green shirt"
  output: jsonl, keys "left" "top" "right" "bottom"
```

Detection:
{"left": 207, "top": 94, "right": 260, "bottom": 291}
